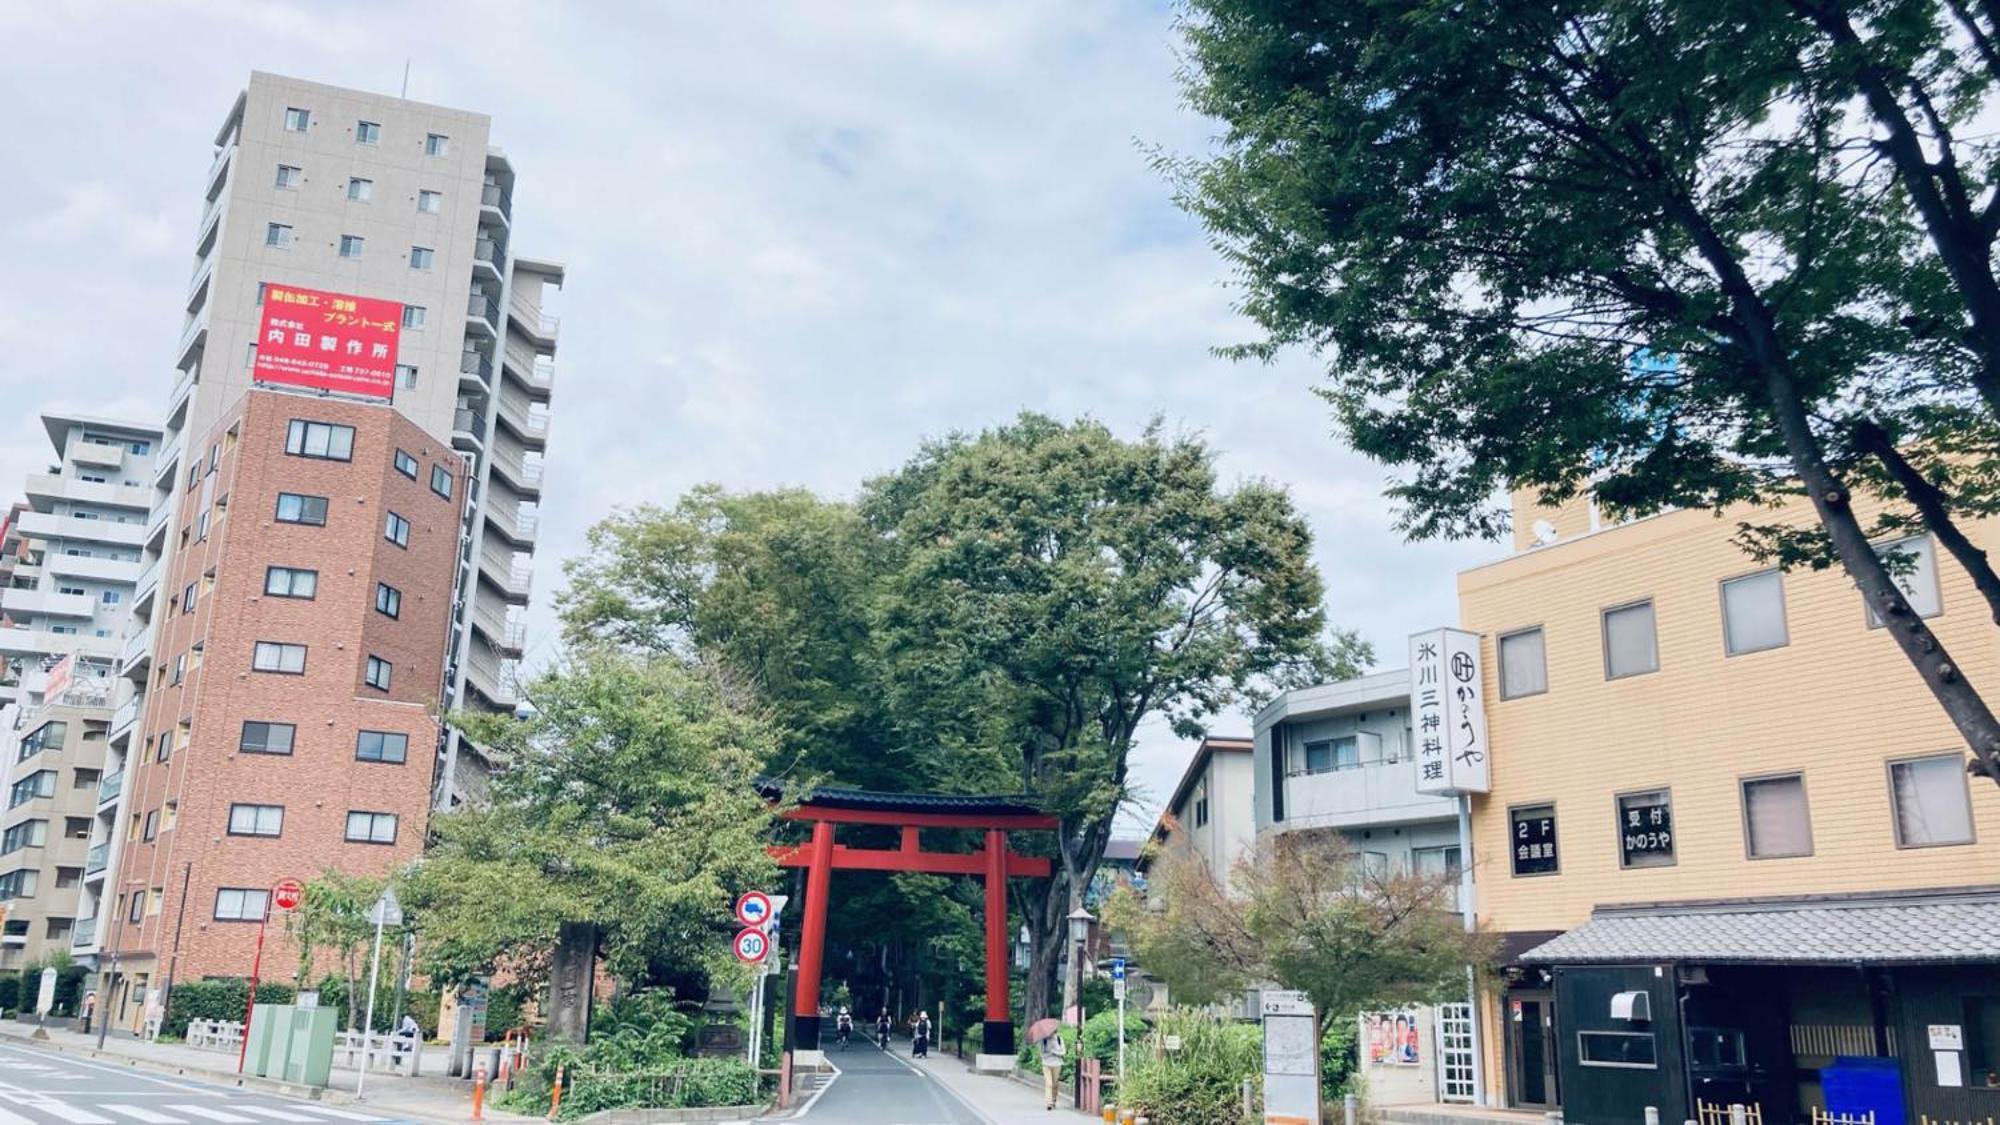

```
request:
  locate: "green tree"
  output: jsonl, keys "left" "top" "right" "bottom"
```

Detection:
{"left": 861, "top": 414, "right": 1347, "bottom": 1022}
{"left": 291, "top": 870, "right": 390, "bottom": 1031}
{"left": 1169, "top": 0, "right": 2000, "bottom": 781}
{"left": 408, "top": 650, "right": 779, "bottom": 997}
{"left": 1108, "top": 836, "right": 1492, "bottom": 1039}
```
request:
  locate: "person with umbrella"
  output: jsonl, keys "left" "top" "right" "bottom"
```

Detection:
{"left": 1028, "top": 1017, "right": 1066, "bottom": 1111}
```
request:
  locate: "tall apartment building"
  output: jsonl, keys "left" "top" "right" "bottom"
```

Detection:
{"left": 0, "top": 415, "right": 161, "bottom": 969}
{"left": 1456, "top": 489, "right": 2000, "bottom": 1125}
{"left": 96, "top": 72, "right": 561, "bottom": 1031}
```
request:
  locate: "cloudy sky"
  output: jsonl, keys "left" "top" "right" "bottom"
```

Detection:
{"left": 0, "top": 1, "right": 1496, "bottom": 831}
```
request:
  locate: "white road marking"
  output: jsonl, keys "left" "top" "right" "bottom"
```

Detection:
{"left": 0, "top": 1045, "right": 209, "bottom": 1092}
{"left": 233, "top": 1110, "right": 318, "bottom": 1124}
{"left": 168, "top": 1107, "right": 257, "bottom": 1124}
{"left": 0, "top": 1107, "right": 49, "bottom": 1125}
{"left": 30, "top": 1101, "right": 116, "bottom": 1124}
{"left": 292, "top": 1109, "right": 388, "bottom": 1122}
{"left": 102, "top": 1106, "right": 183, "bottom": 1124}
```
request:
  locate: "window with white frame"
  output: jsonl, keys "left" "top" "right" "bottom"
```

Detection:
{"left": 347, "top": 176, "right": 373, "bottom": 202}
{"left": 1499, "top": 627, "right": 1547, "bottom": 699}
{"left": 1868, "top": 535, "right": 1943, "bottom": 625}
{"left": 284, "top": 107, "right": 310, "bottom": 132}
{"left": 1889, "top": 753, "right": 1976, "bottom": 847}
{"left": 417, "top": 190, "right": 443, "bottom": 214}
{"left": 1602, "top": 600, "right": 1659, "bottom": 679}
{"left": 396, "top": 364, "right": 418, "bottom": 390}
{"left": 1722, "top": 569, "right": 1788, "bottom": 655}
{"left": 275, "top": 164, "right": 302, "bottom": 189}
{"left": 355, "top": 120, "right": 380, "bottom": 144}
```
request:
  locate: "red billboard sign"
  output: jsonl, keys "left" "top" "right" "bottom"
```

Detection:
{"left": 253, "top": 283, "right": 402, "bottom": 400}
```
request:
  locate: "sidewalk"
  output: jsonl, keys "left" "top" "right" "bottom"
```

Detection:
{"left": 910, "top": 1054, "right": 1100, "bottom": 1125}
{"left": 0, "top": 1020, "right": 540, "bottom": 1124}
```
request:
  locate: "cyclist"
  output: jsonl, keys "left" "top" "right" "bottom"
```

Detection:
{"left": 835, "top": 1008, "right": 854, "bottom": 1050}
{"left": 877, "top": 1010, "right": 894, "bottom": 1049}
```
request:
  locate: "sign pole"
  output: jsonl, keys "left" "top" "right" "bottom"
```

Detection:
{"left": 238, "top": 912, "right": 269, "bottom": 1074}
{"left": 358, "top": 907, "right": 386, "bottom": 1097}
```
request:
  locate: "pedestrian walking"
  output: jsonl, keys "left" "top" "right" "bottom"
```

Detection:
{"left": 80, "top": 990, "right": 96, "bottom": 1035}
{"left": 1038, "top": 1024, "right": 1066, "bottom": 1110}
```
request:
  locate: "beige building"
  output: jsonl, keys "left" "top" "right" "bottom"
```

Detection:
{"left": 1456, "top": 489, "right": 2000, "bottom": 1125}
{"left": 1151, "top": 735, "right": 1257, "bottom": 887}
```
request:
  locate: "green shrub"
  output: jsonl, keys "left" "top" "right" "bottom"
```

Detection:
{"left": 494, "top": 992, "right": 754, "bottom": 1117}
{"left": 0, "top": 975, "right": 18, "bottom": 1014}
{"left": 161, "top": 980, "right": 296, "bottom": 1039}
{"left": 483, "top": 985, "right": 525, "bottom": 1041}
{"left": 1321, "top": 1015, "right": 1357, "bottom": 1100}
{"left": 1083, "top": 1009, "right": 1148, "bottom": 1072}
{"left": 1117, "top": 1008, "right": 1262, "bottom": 1125}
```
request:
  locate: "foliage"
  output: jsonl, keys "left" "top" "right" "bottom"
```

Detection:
{"left": 583, "top": 990, "right": 699, "bottom": 1065}
{"left": 0, "top": 975, "right": 17, "bottom": 1014}
{"left": 1108, "top": 836, "right": 1491, "bottom": 1036}
{"left": 1321, "top": 1016, "right": 1357, "bottom": 1101}
{"left": 1168, "top": 0, "right": 2000, "bottom": 778}
{"left": 290, "top": 871, "right": 397, "bottom": 1030}
{"left": 160, "top": 980, "right": 296, "bottom": 1039}
{"left": 1082, "top": 1008, "right": 1147, "bottom": 1070}
{"left": 11, "top": 955, "right": 87, "bottom": 1017}
{"left": 502, "top": 1050, "right": 758, "bottom": 1118}
{"left": 411, "top": 649, "right": 779, "bottom": 995}
{"left": 1117, "top": 1008, "right": 1263, "bottom": 1125}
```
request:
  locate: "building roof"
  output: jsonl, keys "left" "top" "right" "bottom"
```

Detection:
{"left": 1252, "top": 668, "right": 1409, "bottom": 732}
{"left": 1520, "top": 887, "right": 2000, "bottom": 966}
{"left": 1102, "top": 839, "right": 1144, "bottom": 864}
{"left": 40, "top": 411, "right": 161, "bottom": 453}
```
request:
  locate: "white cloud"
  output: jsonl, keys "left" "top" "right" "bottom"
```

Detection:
{"left": 0, "top": 0, "right": 1501, "bottom": 832}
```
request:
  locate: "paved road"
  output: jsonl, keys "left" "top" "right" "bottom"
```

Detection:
{"left": 0, "top": 1043, "right": 411, "bottom": 1125}
{"left": 796, "top": 1040, "right": 987, "bottom": 1125}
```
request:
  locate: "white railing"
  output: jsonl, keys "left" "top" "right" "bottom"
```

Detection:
{"left": 187, "top": 1020, "right": 244, "bottom": 1052}
{"left": 335, "top": 1030, "right": 423, "bottom": 1075}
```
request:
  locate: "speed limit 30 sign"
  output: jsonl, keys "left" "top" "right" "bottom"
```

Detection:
{"left": 733, "top": 927, "right": 771, "bottom": 965}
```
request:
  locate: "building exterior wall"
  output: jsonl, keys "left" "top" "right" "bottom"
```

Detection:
{"left": 105, "top": 392, "right": 458, "bottom": 990}
{"left": 1161, "top": 742, "right": 1259, "bottom": 887}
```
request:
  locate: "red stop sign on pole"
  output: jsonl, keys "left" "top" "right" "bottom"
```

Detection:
{"left": 271, "top": 878, "right": 305, "bottom": 912}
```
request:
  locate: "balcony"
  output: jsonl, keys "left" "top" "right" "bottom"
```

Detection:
{"left": 466, "top": 291, "right": 500, "bottom": 338}
{"left": 473, "top": 237, "right": 506, "bottom": 280}
{"left": 509, "top": 292, "right": 559, "bottom": 348}
{"left": 1277, "top": 757, "right": 1461, "bottom": 833}
{"left": 111, "top": 694, "right": 139, "bottom": 736}
{"left": 495, "top": 395, "right": 549, "bottom": 451}
{"left": 0, "top": 587, "right": 99, "bottom": 620}
{"left": 26, "top": 474, "right": 150, "bottom": 515}
{"left": 119, "top": 621, "right": 155, "bottom": 680}
{"left": 84, "top": 842, "right": 108, "bottom": 875}
{"left": 174, "top": 309, "right": 208, "bottom": 371}
{"left": 150, "top": 435, "right": 184, "bottom": 490}
{"left": 502, "top": 337, "right": 556, "bottom": 402}
{"left": 486, "top": 500, "right": 538, "bottom": 547}
{"left": 48, "top": 551, "right": 143, "bottom": 587}
{"left": 71, "top": 916, "right": 96, "bottom": 949}
{"left": 480, "top": 181, "right": 513, "bottom": 223}
{"left": 0, "top": 626, "right": 120, "bottom": 661}
{"left": 460, "top": 349, "right": 494, "bottom": 391}
{"left": 477, "top": 542, "right": 531, "bottom": 604}
{"left": 97, "top": 770, "right": 123, "bottom": 807}
{"left": 203, "top": 142, "right": 234, "bottom": 202}
{"left": 489, "top": 444, "right": 543, "bottom": 499}
{"left": 17, "top": 510, "right": 147, "bottom": 549}
{"left": 466, "top": 645, "right": 519, "bottom": 709}
{"left": 132, "top": 557, "right": 162, "bottom": 616}
{"left": 194, "top": 191, "right": 224, "bottom": 259}
{"left": 472, "top": 606, "right": 525, "bottom": 657}
{"left": 71, "top": 441, "right": 124, "bottom": 470}
{"left": 452, "top": 408, "right": 488, "bottom": 454}
{"left": 167, "top": 369, "right": 197, "bottom": 431}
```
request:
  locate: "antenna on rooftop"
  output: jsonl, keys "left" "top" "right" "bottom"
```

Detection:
{"left": 401, "top": 60, "right": 410, "bottom": 99}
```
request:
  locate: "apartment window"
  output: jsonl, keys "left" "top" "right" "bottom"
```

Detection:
{"left": 155, "top": 729, "right": 172, "bottom": 763}
{"left": 430, "top": 463, "right": 453, "bottom": 500}
{"left": 265, "top": 222, "right": 294, "bottom": 248}
{"left": 1412, "top": 844, "right": 1463, "bottom": 882}
{"left": 214, "top": 888, "right": 268, "bottom": 922}
{"left": 402, "top": 305, "right": 427, "bottom": 330}
{"left": 58, "top": 584, "right": 85, "bottom": 596}
{"left": 8, "top": 770, "right": 55, "bottom": 808}
{"left": 263, "top": 566, "right": 318, "bottom": 599}
{"left": 1, "top": 819, "right": 47, "bottom": 853}
{"left": 409, "top": 246, "right": 435, "bottom": 270}
{"left": 275, "top": 492, "right": 329, "bottom": 526}
{"left": 170, "top": 652, "right": 186, "bottom": 685}
{"left": 245, "top": 342, "right": 258, "bottom": 368}
{"left": 251, "top": 641, "right": 307, "bottom": 675}
{"left": 356, "top": 730, "right": 409, "bottom": 764}
{"left": 195, "top": 508, "right": 211, "bottom": 542}
{"left": 384, "top": 511, "right": 410, "bottom": 547}
{"left": 1616, "top": 789, "right": 1675, "bottom": 868}
{"left": 347, "top": 176, "right": 373, "bottom": 202}
{"left": 355, "top": 120, "right": 381, "bottom": 144}
{"left": 127, "top": 892, "right": 142, "bottom": 922}
{"left": 1721, "top": 569, "right": 1788, "bottom": 655}
{"left": 1729, "top": 771, "right": 1814, "bottom": 864}
{"left": 364, "top": 656, "right": 393, "bottom": 692}
{"left": 1868, "top": 535, "right": 1943, "bottom": 626}
{"left": 181, "top": 582, "right": 196, "bottom": 613}
{"left": 425, "top": 132, "right": 449, "bottom": 156}
{"left": 275, "top": 164, "right": 302, "bottom": 189}
{"left": 339, "top": 234, "right": 365, "bottom": 259}
{"left": 141, "top": 810, "right": 158, "bottom": 842}
{"left": 71, "top": 769, "right": 98, "bottom": 791}
{"left": 345, "top": 811, "right": 398, "bottom": 844}
{"left": 285, "top": 419, "right": 355, "bottom": 461}
{"left": 397, "top": 364, "right": 419, "bottom": 390}
{"left": 1579, "top": 1030, "right": 1658, "bottom": 1069}
{"left": 1499, "top": 627, "right": 1548, "bottom": 699}
{"left": 226, "top": 804, "right": 284, "bottom": 838}
{"left": 1601, "top": 600, "right": 1659, "bottom": 679}
{"left": 1192, "top": 790, "right": 1209, "bottom": 828}
{"left": 18, "top": 721, "right": 66, "bottom": 762}
{"left": 101, "top": 590, "right": 121, "bottom": 606}
{"left": 284, "top": 107, "right": 310, "bottom": 132}
{"left": 1889, "top": 753, "right": 1976, "bottom": 847}
{"left": 394, "top": 449, "right": 419, "bottom": 479}
{"left": 0, "top": 870, "right": 38, "bottom": 900}
{"left": 1301, "top": 736, "right": 1359, "bottom": 774}
{"left": 239, "top": 721, "right": 295, "bottom": 755}
{"left": 374, "top": 582, "right": 401, "bottom": 619}
{"left": 418, "top": 190, "right": 443, "bottom": 214}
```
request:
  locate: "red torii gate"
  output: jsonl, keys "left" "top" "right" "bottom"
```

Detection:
{"left": 765, "top": 786, "right": 1057, "bottom": 1063}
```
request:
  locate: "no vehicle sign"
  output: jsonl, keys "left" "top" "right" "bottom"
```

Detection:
{"left": 733, "top": 927, "right": 771, "bottom": 965}
{"left": 272, "top": 878, "right": 306, "bottom": 912}
{"left": 736, "top": 891, "right": 773, "bottom": 927}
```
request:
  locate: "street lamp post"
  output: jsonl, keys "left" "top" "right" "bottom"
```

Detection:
{"left": 1066, "top": 906, "right": 1094, "bottom": 1110}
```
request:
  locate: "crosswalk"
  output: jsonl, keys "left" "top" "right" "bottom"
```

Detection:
{"left": 0, "top": 1102, "right": 394, "bottom": 1125}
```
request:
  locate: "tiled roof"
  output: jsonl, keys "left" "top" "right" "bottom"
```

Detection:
{"left": 1521, "top": 891, "right": 2000, "bottom": 965}
{"left": 756, "top": 779, "right": 1046, "bottom": 817}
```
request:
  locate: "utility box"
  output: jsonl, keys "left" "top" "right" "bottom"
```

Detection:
{"left": 282, "top": 1006, "right": 336, "bottom": 1087}
{"left": 243, "top": 1003, "right": 288, "bottom": 1078}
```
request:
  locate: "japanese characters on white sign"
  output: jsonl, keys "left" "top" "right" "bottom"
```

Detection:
{"left": 1409, "top": 628, "right": 1491, "bottom": 794}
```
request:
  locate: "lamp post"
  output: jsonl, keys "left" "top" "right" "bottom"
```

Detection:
{"left": 1066, "top": 906, "right": 1094, "bottom": 1109}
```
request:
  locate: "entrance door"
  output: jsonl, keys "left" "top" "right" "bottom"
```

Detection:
{"left": 1509, "top": 990, "right": 1560, "bottom": 1109}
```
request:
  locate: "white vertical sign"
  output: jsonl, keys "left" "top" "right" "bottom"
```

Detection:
{"left": 1410, "top": 628, "right": 1490, "bottom": 794}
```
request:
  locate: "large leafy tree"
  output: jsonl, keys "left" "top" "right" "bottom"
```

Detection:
{"left": 861, "top": 414, "right": 1347, "bottom": 1022}
{"left": 1171, "top": 0, "right": 2000, "bottom": 781}
{"left": 408, "top": 650, "right": 778, "bottom": 995}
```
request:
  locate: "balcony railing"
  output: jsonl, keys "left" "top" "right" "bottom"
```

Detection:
{"left": 467, "top": 291, "right": 500, "bottom": 330}
{"left": 97, "top": 771, "right": 123, "bottom": 805}
{"left": 112, "top": 695, "right": 139, "bottom": 733}
{"left": 84, "top": 843, "right": 108, "bottom": 874}
{"left": 461, "top": 350, "right": 493, "bottom": 383}
{"left": 453, "top": 408, "right": 489, "bottom": 444}
{"left": 481, "top": 181, "right": 513, "bottom": 217}
{"left": 71, "top": 916, "right": 96, "bottom": 948}
{"left": 474, "top": 237, "right": 506, "bottom": 273}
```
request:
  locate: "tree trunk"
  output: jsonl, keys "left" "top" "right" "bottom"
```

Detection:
{"left": 1854, "top": 420, "right": 2000, "bottom": 626}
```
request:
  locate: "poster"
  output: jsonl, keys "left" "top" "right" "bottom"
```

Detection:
{"left": 1364, "top": 1011, "right": 1423, "bottom": 1066}
{"left": 253, "top": 282, "right": 402, "bottom": 400}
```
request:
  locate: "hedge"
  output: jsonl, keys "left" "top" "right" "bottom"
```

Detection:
{"left": 161, "top": 980, "right": 296, "bottom": 1039}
